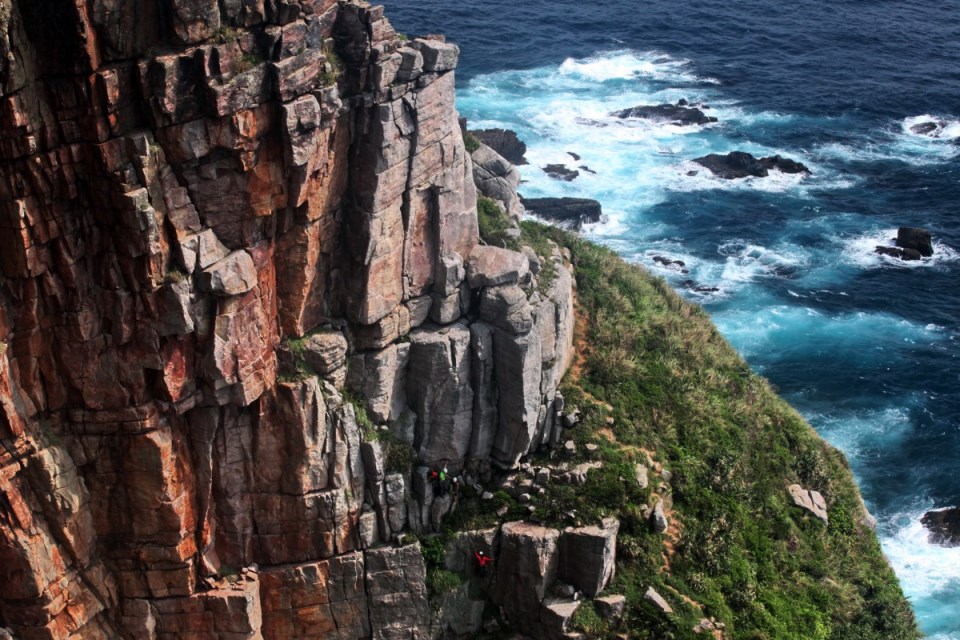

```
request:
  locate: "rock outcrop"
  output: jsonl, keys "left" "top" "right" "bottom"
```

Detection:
{"left": 788, "top": 484, "right": 829, "bottom": 523}
{"left": 921, "top": 507, "right": 960, "bottom": 547}
{"left": 0, "top": 2, "right": 576, "bottom": 638}
{"left": 612, "top": 102, "right": 718, "bottom": 126}
{"left": 692, "top": 151, "right": 811, "bottom": 179}
{"left": 521, "top": 197, "right": 603, "bottom": 230}
{"left": 471, "top": 128, "right": 528, "bottom": 165}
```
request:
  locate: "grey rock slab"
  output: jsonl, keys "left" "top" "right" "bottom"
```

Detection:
{"left": 198, "top": 250, "right": 258, "bottom": 296}
{"left": 467, "top": 246, "right": 530, "bottom": 289}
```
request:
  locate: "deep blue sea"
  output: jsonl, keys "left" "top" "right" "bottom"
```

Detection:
{"left": 381, "top": 1, "right": 960, "bottom": 636}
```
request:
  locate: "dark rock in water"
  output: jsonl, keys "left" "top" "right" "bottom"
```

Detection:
{"left": 653, "top": 256, "right": 687, "bottom": 271}
{"left": 472, "top": 128, "right": 528, "bottom": 165}
{"left": 542, "top": 164, "right": 579, "bottom": 181}
{"left": 910, "top": 122, "right": 940, "bottom": 136}
{"left": 909, "top": 118, "right": 956, "bottom": 139}
{"left": 521, "top": 197, "right": 602, "bottom": 230}
{"left": 874, "top": 246, "right": 923, "bottom": 260}
{"left": 677, "top": 98, "right": 689, "bottom": 106}
{"left": 578, "top": 165, "right": 597, "bottom": 175}
{"left": 896, "top": 227, "right": 934, "bottom": 257}
{"left": 875, "top": 246, "right": 922, "bottom": 261}
{"left": 611, "top": 103, "right": 718, "bottom": 126}
{"left": 921, "top": 508, "right": 960, "bottom": 547}
{"left": 567, "top": 151, "right": 581, "bottom": 161}
{"left": 693, "top": 151, "right": 811, "bottom": 179}
{"left": 681, "top": 280, "right": 720, "bottom": 293}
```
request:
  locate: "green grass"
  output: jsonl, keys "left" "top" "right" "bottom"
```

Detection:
{"left": 477, "top": 195, "right": 518, "bottom": 250}
{"left": 278, "top": 335, "right": 317, "bottom": 382}
{"left": 464, "top": 131, "right": 482, "bottom": 153}
{"left": 515, "top": 221, "right": 919, "bottom": 639}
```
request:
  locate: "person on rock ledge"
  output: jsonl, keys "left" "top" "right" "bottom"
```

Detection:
{"left": 474, "top": 550, "right": 494, "bottom": 576}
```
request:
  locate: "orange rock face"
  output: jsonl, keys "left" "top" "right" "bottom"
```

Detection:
{"left": 0, "top": 1, "right": 576, "bottom": 638}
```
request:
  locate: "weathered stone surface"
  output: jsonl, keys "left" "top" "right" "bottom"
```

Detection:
{"left": 471, "top": 128, "right": 528, "bottom": 165}
{"left": 260, "top": 554, "right": 370, "bottom": 640}
{"left": 411, "top": 39, "right": 460, "bottom": 73}
{"left": 494, "top": 522, "right": 561, "bottom": 635}
{"left": 407, "top": 324, "right": 473, "bottom": 465}
{"left": 595, "top": 594, "right": 626, "bottom": 621}
{"left": 348, "top": 343, "right": 410, "bottom": 424}
{"left": 651, "top": 500, "right": 669, "bottom": 533}
{"left": 491, "top": 328, "right": 542, "bottom": 467}
{"left": 467, "top": 245, "right": 530, "bottom": 288}
{"left": 788, "top": 484, "right": 829, "bottom": 523}
{"left": 541, "top": 598, "right": 582, "bottom": 639}
{"left": 0, "top": 2, "right": 579, "bottom": 638}
{"left": 198, "top": 251, "right": 259, "bottom": 297}
{"left": 480, "top": 284, "right": 534, "bottom": 335}
{"left": 558, "top": 518, "right": 618, "bottom": 597}
{"left": 302, "top": 331, "right": 349, "bottom": 375}
{"left": 471, "top": 143, "right": 523, "bottom": 216}
{"left": 644, "top": 587, "right": 673, "bottom": 614}
{"left": 365, "top": 544, "right": 429, "bottom": 639}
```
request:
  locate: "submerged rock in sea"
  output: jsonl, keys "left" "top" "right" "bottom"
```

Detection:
{"left": 908, "top": 118, "right": 956, "bottom": 139}
{"left": 874, "top": 227, "right": 934, "bottom": 261}
{"left": 612, "top": 102, "right": 718, "bottom": 126}
{"left": 692, "top": 151, "right": 811, "bottom": 179}
{"left": 521, "top": 197, "right": 603, "bottom": 230}
{"left": 896, "top": 227, "right": 934, "bottom": 257}
{"left": 542, "top": 164, "right": 580, "bottom": 181}
{"left": 874, "top": 246, "right": 922, "bottom": 261}
{"left": 921, "top": 508, "right": 960, "bottom": 547}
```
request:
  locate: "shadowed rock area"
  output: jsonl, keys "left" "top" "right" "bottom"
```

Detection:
{"left": 471, "top": 128, "right": 528, "bottom": 165}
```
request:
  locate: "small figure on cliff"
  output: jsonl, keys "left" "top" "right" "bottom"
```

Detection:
{"left": 475, "top": 550, "right": 494, "bottom": 576}
{"left": 432, "top": 466, "right": 451, "bottom": 496}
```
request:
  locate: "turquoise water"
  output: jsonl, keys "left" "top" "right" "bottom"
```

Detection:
{"left": 383, "top": 1, "right": 960, "bottom": 635}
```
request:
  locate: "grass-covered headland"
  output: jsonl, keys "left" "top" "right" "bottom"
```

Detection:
{"left": 445, "top": 215, "right": 919, "bottom": 639}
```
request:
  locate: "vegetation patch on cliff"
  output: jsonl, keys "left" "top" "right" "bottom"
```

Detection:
{"left": 447, "top": 222, "right": 918, "bottom": 640}
{"left": 529, "top": 222, "right": 918, "bottom": 639}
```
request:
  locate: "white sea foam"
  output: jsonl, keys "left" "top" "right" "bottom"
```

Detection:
{"left": 840, "top": 228, "right": 960, "bottom": 269}
{"left": 882, "top": 507, "right": 960, "bottom": 600}
{"left": 902, "top": 115, "right": 960, "bottom": 141}
{"left": 557, "top": 50, "right": 717, "bottom": 85}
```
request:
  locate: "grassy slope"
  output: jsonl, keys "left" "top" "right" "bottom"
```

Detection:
{"left": 454, "top": 214, "right": 919, "bottom": 640}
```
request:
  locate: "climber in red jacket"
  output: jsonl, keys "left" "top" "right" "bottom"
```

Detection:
{"left": 474, "top": 550, "right": 493, "bottom": 576}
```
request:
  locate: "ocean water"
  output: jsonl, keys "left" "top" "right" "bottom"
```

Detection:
{"left": 381, "top": 1, "right": 960, "bottom": 636}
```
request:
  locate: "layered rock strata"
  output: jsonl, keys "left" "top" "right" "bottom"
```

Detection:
{"left": 0, "top": 2, "right": 574, "bottom": 638}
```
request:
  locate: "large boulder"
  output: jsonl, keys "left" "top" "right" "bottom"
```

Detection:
{"left": 494, "top": 522, "right": 561, "bottom": 634}
{"left": 612, "top": 102, "right": 717, "bottom": 126}
{"left": 472, "top": 128, "right": 528, "bottom": 165}
{"left": 467, "top": 246, "right": 530, "bottom": 288}
{"left": 557, "top": 518, "right": 619, "bottom": 597}
{"left": 521, "top": 197, "right": 603, "bottom": 230}
{"left": 472, "top": 144, "right": 523, "bottom": 216}
{"left": 693, "top": 151, "right": 810, "bottom": 179}
{"left": 921, "top": 507, "right": 960, "bottom": 547}
{"left": 896, "top": 227, "right": 934, "bottom": 257}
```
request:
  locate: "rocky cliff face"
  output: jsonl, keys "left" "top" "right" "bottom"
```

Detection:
{"left": 0, "top": 2, "right": 577, "bottom": 638}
